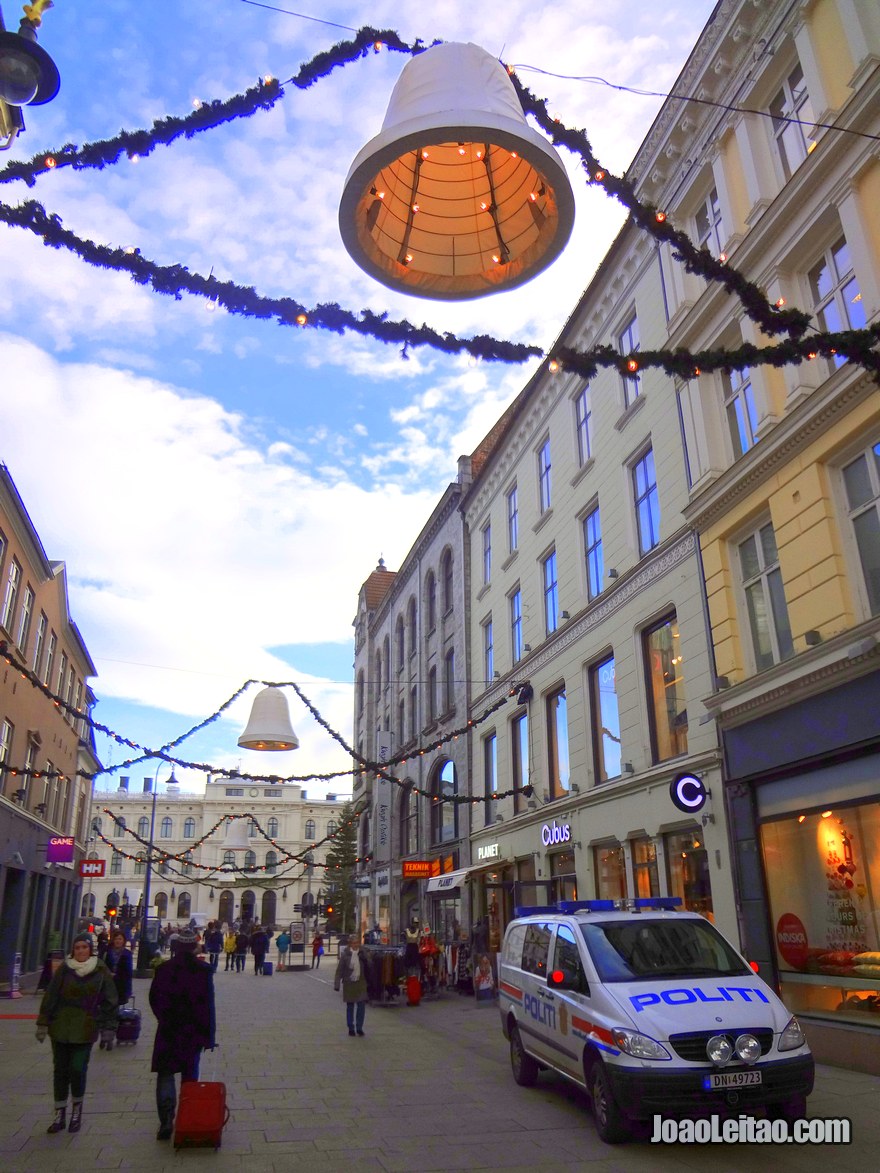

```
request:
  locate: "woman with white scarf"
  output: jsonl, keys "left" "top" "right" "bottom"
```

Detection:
{"left": 333, "top": 933, "right": 368, "bottom": 1036}
{"left": 36, "top": 932, "right": 118, "bottom": 1134}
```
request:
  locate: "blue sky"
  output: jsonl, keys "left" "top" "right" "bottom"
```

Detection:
{"left": 0, "top": 0, "right": 716, "bottom": 793}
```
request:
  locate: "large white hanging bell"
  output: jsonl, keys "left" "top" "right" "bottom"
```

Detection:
{"left": 339, "top": 42, "right": 575, "bottom": 300}
{"left": 237, "top": 686, "right": 299, "bottom": 751}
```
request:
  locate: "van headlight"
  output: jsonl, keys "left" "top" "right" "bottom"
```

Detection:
{"left": 610, "top": 1029, "right": 671, "bottom": 1060}
{"left": 778, "top": 1017, "right": 806, "bottom": 1052}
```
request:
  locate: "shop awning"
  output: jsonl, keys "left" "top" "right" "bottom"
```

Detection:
{"left": 426, "top": 867, "right": 472, "bottom": 893}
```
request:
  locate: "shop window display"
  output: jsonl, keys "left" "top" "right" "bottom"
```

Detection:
{"left": 594, "top": 842, "right": 626, "bottom": 900}
{"left": 665, "top": 828, "right": 712, "bottom": 918}
{"left": 761, "top": 802, "right": 880, "bottom": 1027}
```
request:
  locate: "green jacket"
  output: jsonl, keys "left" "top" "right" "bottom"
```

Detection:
{"left": 38, "top": 958, "right": 118, "bottom": 1044}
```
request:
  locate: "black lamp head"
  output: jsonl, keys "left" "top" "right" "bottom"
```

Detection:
{"left": 0, "top": 26, "right": 60, "bottom": 107}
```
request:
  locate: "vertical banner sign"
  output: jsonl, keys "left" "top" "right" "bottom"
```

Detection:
{"left": 8, "top": 952, "right": 22, "bottom": 998}
{"left": 375, "top": 732, "right": 392, "bottom": 867}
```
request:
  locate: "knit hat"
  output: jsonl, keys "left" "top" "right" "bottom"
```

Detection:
{"left": 171, "top": 927, "right": 199, "bottom": 950}
{"left": 71, "top": 932, "right": 94, "bottom": 955}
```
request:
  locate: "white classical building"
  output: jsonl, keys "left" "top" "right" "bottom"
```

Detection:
{"left": 84, "top": 774, "right": 346, "bottom": 931}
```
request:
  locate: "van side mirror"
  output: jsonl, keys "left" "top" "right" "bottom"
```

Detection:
{"left": 548, "top": 967, "right": 588, "bottom": 995}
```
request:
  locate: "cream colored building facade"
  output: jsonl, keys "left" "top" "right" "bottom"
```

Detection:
{"left": 86, "top": 776, "right": 345, "bottom": 932}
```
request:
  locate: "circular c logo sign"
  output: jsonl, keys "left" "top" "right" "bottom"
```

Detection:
{"left": 669, "top": 772, "right": 708, "bottom": 813}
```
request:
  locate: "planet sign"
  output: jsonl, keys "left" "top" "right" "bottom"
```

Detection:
{"left": 669, "top": 772, "right": 709, "bottom": 814}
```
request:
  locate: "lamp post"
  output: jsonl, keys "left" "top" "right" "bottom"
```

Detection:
{"left": 0, "top": 2, "right": 60, "bottom": 111}
{"left": 135, "top": 766, "right": 175, "bottom": 977}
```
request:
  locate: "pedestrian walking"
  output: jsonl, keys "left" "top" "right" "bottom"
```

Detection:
{"left": 311, "top": 930, "right": 324, "bottom": 969}
{"left": 223, "top": 927, "right": 236, "bottom": 971}
{"left": 234, "top": 928, "right": 249, "bottom": 973}
{"left": 334, "top": 933, "right": 368, "bottom": 1037}
{"left": 276, "top": 930, "right": 290, "bottom": 970}
{"left": 205, "top": 922, "right": 223, "bottom": 972}
{"left": 251, "top": 926, "right": 269, "bottom": 975}
{"left": 149, "top": 927, "right": 216, "bottom": 1141}
{"left": 104, "top": 928, "right": 133, "bottom": 1008}
{"left": 35, "top": 932, "right": 118, "bottom": 1135}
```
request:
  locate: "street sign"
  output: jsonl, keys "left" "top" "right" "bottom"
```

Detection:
{"left": 353, "top": 880, "right": 371, "bottom": 889}
{"left": 79, "top": 859, "right": 106, "bottom": 878}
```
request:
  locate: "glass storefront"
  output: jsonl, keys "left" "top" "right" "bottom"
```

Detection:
{"left": 665, "top": 827, "right": 713, "bottom": 918}
{"left": 632, "top": 836, "right": 659, "bottom": 898}
{"left": 760, "top": 799, "right": 880, "bottom": 1028}
{"left": 429, "top": 895, "right": 461, "bottom": 946}
{"left": 594, "top": 842, "right": 626, "bottom": 899}
{"left": 549, "top": 849, "right": 577, "bottom": 902}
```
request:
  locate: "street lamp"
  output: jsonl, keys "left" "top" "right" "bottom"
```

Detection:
{"left": 0, "top": 2, "right": 60, "bottom": 108}
{"left": 135, "top": 765, "right": 176, "bottom": 977}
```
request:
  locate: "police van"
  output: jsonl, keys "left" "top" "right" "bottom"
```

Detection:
{"left": 498, "top": 898, "right": 814, "bottom": 1143}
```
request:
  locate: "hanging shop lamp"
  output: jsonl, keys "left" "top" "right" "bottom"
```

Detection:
{"left": 223, "top": 818, "right": 251, "bottom": 851}
{"left": 339, "top": 41, "right": 575, "bottom": 301}
{"left": 237, "top": 686, "right": 299, "bottom": 751}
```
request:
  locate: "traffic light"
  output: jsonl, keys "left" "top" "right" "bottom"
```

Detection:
{"left": 325, "top": 904, "right": 334, "bottom": 917}
{"left": 105, "top": 899, "right": 117, "bottom": 920}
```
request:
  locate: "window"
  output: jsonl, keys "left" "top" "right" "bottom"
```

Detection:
{"left": 134, "top": 856, "right": 146, "bottom": 876}
{"left": 114, "top": 817, "right": 126, "bottom": 838}
{"left": 32, "top": 612, "right": 46, "bottom": 674}
{"left": 842, "top": 440, "right": 880, "bottom": 614}
{"left": 665, "top": 828, "right": 712, "bottom": 918}
{"left": 246, "top": 821, "right": 257, "bottom": 838}
{"left": 809, "top": 238, "right": 866, "bottom": 370}
{"left": 441, "top": 549, "right": 454, "bottom": 613}
{"left": 182, "top": 850, "right": 193, "bottom": 876}
{"left": 374, "top": 651, "right": 382, "bottom": 701}
{"left": 481, "top": 523, "right": 491, "bottom": 585}
{"left": 542, "top": 550, "right": 559, "bottom": 634}
{"left": 43, "top": 631, "right": 56, "bottom": 687}
{"left": 770, "top": 63, "right": 815, "bottom": 180}
{"left": 521, "top": 922, "right": 551, "bottom": 977}
{"left": 507, "top": 485, "right": 519, "bottom": 552}
{"left": 723, "top": 368, "right": 759, "bottom": 457}
{"left": 510, "top": 589, "right": 523, "bottom": 663}
{"left": 444, "top": 648, "right": 455, "bottom": 712}
{"left": 695, "top": 186, "right": 724, "bottom": 255}
{"left": 183, "top": 817, "right": 196, "bottom": 838}
{"left": 137, "top": 816, "right": 149, "bottom": 837}
{"left": 409, "top": 685, "right": 417, "bottom": 740}
{"left": 483, "top": 617, "right": 493, "bottom": 681}
{"left": 223, "top": 850, "right": 235, "bottom": 866}
{"left": 594, "top": 842, "right": 627, "bottom": 899}
{"left": 427, "top": 664, "right": 438, "bottom": 721}
{"left": 267, "top": 816, "right": 279, "bottom": 837}
{"left": 225, "top": 787, "right": 244, "bottom": 797}
{"left": 583, "top": 506, "right": 603, "bottom": 601}
{"left": 327, "top": 819, "right": 337, "bottom": 836}
{"left": 383, "top": 637, "right": 391, "bottom": 688}
{"left": 305, "top": 818, "right": 316, "bottom": 840}
{"left": 546, "top": 687, "right": 570, "bottom": 798}
{"left": 618, "top": 313, "right": 640, "bottom": 406}
{"left": 356, "top": 671, "right": 364, "bottom": 717}
{"left": 1, "top": 557, "right": 21, "bottom": 633}
{"left": 430, "top": 759, "right": 457, "bottom": 844}
{"left": 110, "top": 851, "right": 122, "bottom": 875}
{"left": 575, "top": 385, "right": 593, "bottom": 465}
{"left": 266, "top": 851, "right": 278, "bottom": 874}
{"left": 633, "top": 448, "right": 660, "bottom": 555}
{"left": 178, "top": 892, "right": 191, "bottom": 919}
{"left": 484, "top": 732, "right": 497, "bottom": 823}
{"left": 512, "top": 711, "right": 529, "bottom": 815}
{"left": 632, "top": 837, "right": 660, "bottom": 899}
{"left": 739, "top": 521, "right": 794, "bottom": 670}
{"left": 396, "top": 616, "right": 405, "bottom": 671}
{"left": 154, "top": 892, "right": 168, "bottom": 917}
{"left": 16, "top": 586, "right": 33, "bottom": 653}
{"left": 56, "top": 652, "right": 67, "bottom": 699}
{"left": 425, "top": 571, "right": 437, "bottom": 631}
{"left": 244, "top": 850, "right": 257, "bottom": 868}
{"left": 399, "top": 784, "right": 418, "bottom": 856}
{"left": 160, "top": 816, "right": 172, "bottom": 838}
{"left": 407, "top": 597, "right": 417, "bottom": 655}
{"left": 643, "top": 614, "right": 688, "bottom": 762}
{"left": 553, "top": 924, "right": 587, "bottom": 992}
{"left": 591, "top": 654, "right": 621, "bottom": 783}
{"left": 538, "top": 439, "right": 552, "bottom": 513}
{"left": 65, "top": 665, "right": 75, "bottom": 707}
{"left": 398, "top": 698, "right": 405, "bottom": 740}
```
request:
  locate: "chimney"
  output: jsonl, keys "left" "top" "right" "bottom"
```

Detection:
{"left": 118, "top": 776, "right": 129, "bottom": 792}
{"left": 143, "top": 778, "right": 153, "bottom": 793}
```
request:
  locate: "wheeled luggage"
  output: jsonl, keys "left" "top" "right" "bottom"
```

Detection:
{"left": 406, "top": 974, "right": 422, "bottom": 1006}
{"left": 116, "top": 997, "right": 142, "bottom": 1044}
{"left": 173, "top": 1080, "right": 229, "bottom": 1149}
{"left": 263, "top": 960, "right": 273, "bottom": 976}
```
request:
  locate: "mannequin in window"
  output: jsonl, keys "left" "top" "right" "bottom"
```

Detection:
{"left": 404, "top": 917, "right": 421, "bottom": 971}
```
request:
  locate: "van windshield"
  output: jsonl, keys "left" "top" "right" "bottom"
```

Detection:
{"left": 579, "top": 917, "right": 751, "bottom": 982}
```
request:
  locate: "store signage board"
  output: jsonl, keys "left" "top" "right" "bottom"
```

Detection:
{"left": 541, "top": 820, "right": 571, "bottom": 846}
{"left": 79, "top": 858, "right": 106, "bottom": 877}
{"left": 402, "top": 860, "right": 440, "bottom": 878}
{"left": 375, "top": 732, "right": 392, "bottom": 865}
{"left": 47, "top": 836, "right": 75, "bottom": 863}
{"left": 670, "top": 772, "right": 709, "bottom": 814}
{"left": 477, "top": 843, "right": 500, "bottom": 860}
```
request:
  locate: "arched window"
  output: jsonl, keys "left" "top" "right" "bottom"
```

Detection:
{"left": 183, "top": 817, "right": 195, "bottom": 838}
{"left": 407, "top": 597, "right": 417, "bottom": 656}
{"left": 223, "top": 850, "right": 235, "bottom": 867}
{"left": 441, "top": 548, "right": 454, "bottom": 613}
{"left": 137, "top": 816, "right": 149, "bottom": 837}
{"left": 182, "top": 849, "right": 193, "bottom": 876}
{"left": 305, "top": 818, "right": 316, "bottom": 840}
{"left": 158, "top": 859, "right": 170, "bottom": 875}
{"left": 240, "top": 890, "right": 256, "bottom": 922}
{"left": 267, "top": 817, "right": 279, "bottom": 838}
{"left": 396, "top": 616, "right": 405, "bottom": 671}
{"left": 219, "top": 890, "right": 234, "bottom": 924}
{"left": 134, "top": 854, "right": 146, "bottom": 876}
{"left": 357, "top": 670, "right": 365, "bottom": 716}
{"left": 374, "top": 650, "right": 382, "bottom": 701}
{"left": 261, "top": 890, "right": 277, "bottom": 926}
{"left": 425, "top": 571, "right": 436, "bottom": 630}
{"left": 160, "top": 817, "right": 172, "bottom": 838}
{"left": 92, "top": 817, "right": 102, "bottom": 834}
{"left": 155, "top": 891, "right": 168, "bottom": 918}
{"left": 383, "top": 636, "right": 391, "bottom": 687}
{"left": 80, "top": 892, "right": 96, "bottom": 917}
{"left": 266, "top": 850, "right": 277, "bottom": 874}
{"left": 248, "top": 819, "right": 258, "bottom": 838}
{"left": 327, "top": 819, "right": 337, "bottom": 836}
{"left": 444, "top": 648, "right": 455, "bottom": 713}
{"left": 430, "top": 759, "right": 458, "bottom": 845}
{"left": 110, "top": 850, "right": 122, "bottom": 874}
{"left": 177, "top": 891, "right": 191, "bottom": 919}
{"left": 114, "top": 817, "right": 126, "bottom": 838}
{"left": 244, "top": 850, "right": 257, "bottom": 868}
{"left": 399, "top": 784, "right": 417, "bottom": 856}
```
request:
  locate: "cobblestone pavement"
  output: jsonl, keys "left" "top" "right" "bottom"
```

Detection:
{"left": 1, "top": 961, "right": 878, "bottom": 1171}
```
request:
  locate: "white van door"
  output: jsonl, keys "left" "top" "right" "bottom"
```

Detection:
{"left": 546, "top": 923, "right": 591, "bottom": 1084}
{"left": 517, "top": 921, "right": 558, "bottom": 1066}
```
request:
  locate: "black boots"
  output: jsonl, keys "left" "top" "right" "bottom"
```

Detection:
{"left": 157, "top": 1109, "right": 175, "bottom": 1140}
{"left": 68, "top": 1101, "right": 83, "bottom": 1132}
{"left": 47, "top": 1106, "right": 66, "bottom": 1134}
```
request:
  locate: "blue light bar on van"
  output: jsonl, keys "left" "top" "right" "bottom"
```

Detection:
{"left": 632, "top": 897, "right": 682, "bottom": 910}
{"left": 557, "top": 900, "right": 616, "bottom": 913}
{"left": 513, "top": 905, "right": 557, "bottom": 918}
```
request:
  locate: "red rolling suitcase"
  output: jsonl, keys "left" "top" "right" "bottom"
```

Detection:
{"left": 173, "top": 1081, "right": 230, "bottom": 1149}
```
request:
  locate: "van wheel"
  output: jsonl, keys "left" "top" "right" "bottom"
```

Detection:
{"left": 589, "top": 1061, "right": 628, "bottom": 1144}
{"left": 509, "top": 1023, "right": 539, "bottom": 1087}
{"left": 768, "top": 1094, "right": 807, "bottom": 1125}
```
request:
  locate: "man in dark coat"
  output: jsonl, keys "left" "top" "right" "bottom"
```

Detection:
{"left": 149, "top": 927, "right": 216, "bottom": 1140}
{"left": 250, "top": 926, "right": 269, "bottom": 975}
